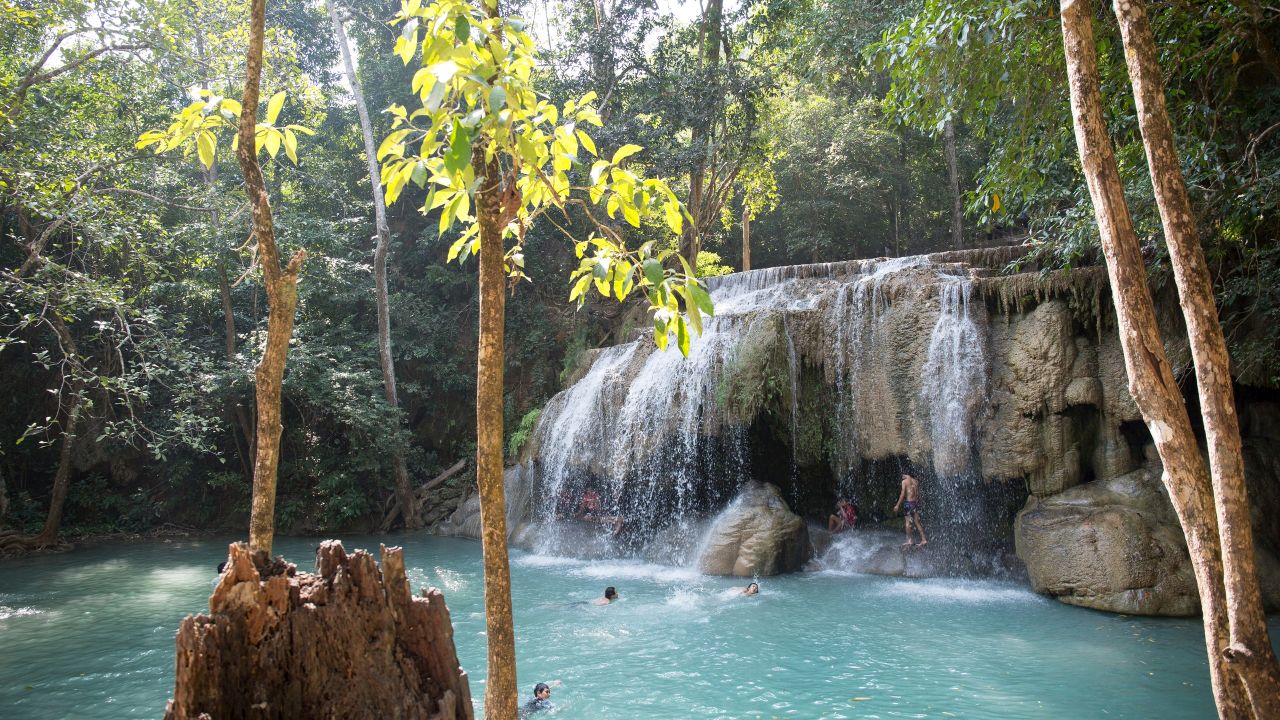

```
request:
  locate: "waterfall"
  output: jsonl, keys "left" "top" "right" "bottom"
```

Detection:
{"left": 782, "top": 315, "right": 800, "bottom": 497}
{"left": 920, "top": 278, "right": 988, "bottom": 478}
{"left": 521, "top": 252, "right": 997, "bottom": 563}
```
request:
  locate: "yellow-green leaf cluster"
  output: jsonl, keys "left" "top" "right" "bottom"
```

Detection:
{"left": 136, "top": 89, "right": 314, "bottom": 169}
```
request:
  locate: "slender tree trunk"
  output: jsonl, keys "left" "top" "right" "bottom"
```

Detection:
{"left": 218, "top": 260, "right": 256, "bottom": 464}
{"left": 682, "top": 0, "right": 723, "bottom": 268}
{"left": 1059, "top": 2, "right": 1245, "bottom": 715}
{"left": 1113, "top": 1, "right": 1280, "bottom": 712}
{"left": 472, "top": 3, "right": 517, "bottom": 714}
{"left": 943, "top": 118, "right": 963, "bottom": 250}
{"left": 741, "top": 207, "right": 751, "bottom": 272}
{"left": 1241, "top": 0, "right": 1280, "bottom": 82}
{"left": 327, "top": 1, "right": 420, "bottom": 530}
{"left": 473, "top": 134, "right": 517, "bottom": 718}
{"left": 239, "top": 0, "right": 305, "bottom": 556}
{"left": 31, "top": 382, "right": 83, "bottom": 546}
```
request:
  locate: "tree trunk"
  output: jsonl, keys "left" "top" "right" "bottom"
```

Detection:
{"left": 165, "top": 541, "right": 473, "bottom": 720}
{"left": 681, "top": 0, "right": 724, "bottom": 268}
{"left": 1241, "top": 0, "right": 1280, "bottom": 83}
{"left": 219, "top": 260, "right": 256, "bottom": 470}
{"left": 1113, "top": 1, "right": 1280, "bottom": 712}
{"left": 943, "top": 118, "right": 963, "bottom": 250}
{"left": 473, "top": 132, "right": 517, "bottom": 718}
{"left": 1059, "top": 1, "right": 1245, "bottom": 715}
{"left": 30, "top": 382, "right": 83, "bottom": 547}
{"left": 741, "top": 207, "right": 751, "bottom": 272}
{"left": 328, "top": 0, "right": 420, "bottom": 530}
{"left": 238, "top": 0, "right": 305, "bottom": 557}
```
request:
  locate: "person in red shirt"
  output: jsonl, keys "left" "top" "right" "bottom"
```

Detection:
{"left": 827, "top": 497, "right": 858, "bottom": 532}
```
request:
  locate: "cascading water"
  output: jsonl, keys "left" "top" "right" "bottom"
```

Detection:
{"left": 520, "top": 253, "right": 1006, "bottom": 573}
{"left": 919, "top": 276, "right": 988, "bottom": 478}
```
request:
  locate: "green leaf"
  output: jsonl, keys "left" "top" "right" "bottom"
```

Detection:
{"left": 264, "top": 129, "right": 282, "bottom": 158}
{"left": 576, "top": 129, "right": 597, "bottom": 157}
{"left": 680, "top": 285, "right": 702, "bottom": 335}
{"left": 589, "top": 159, "right": 609, "bottom": 186}
{"left": 196, "top": 130, "right": 216, "bottom": 168}
{"left": 611, "top": 144, "right": 643, "bottom": 164}
{"left": 653, "top": 316, "right": 669, "bottom": 350}
{"left": 283, "top": 128, "right": 298, "bottom": 164}
{"left": 430, "top": 60, "right": 459, "bottom": 83}
{"left": 454, "top": 16, "right": 470, "bottom": 43}
{"left": 690, "top": 284, "right": 714, "bottom": 316}
{"left": 569, "top": 273, "right": 592, "bottom": 304}
{"left": 444, "top": 124, "right": 473, "bottom": 172}
{"left": 643, "top": 258, "right": 664, "bottom": 286}
{"left": 675, "top": 315, "right": 690, "bottom": 357}
{"left": 489, "top": 85, "right": 507, "bottom": 111}
{"left": 265, "top": 91, "right": 286, "bottom": 126}
{"left": 621, "top": 200, "right": 640, "bottom": 227}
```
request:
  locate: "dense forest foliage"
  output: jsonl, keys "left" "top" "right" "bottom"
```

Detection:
{"left": 1, "top": 0, "right": 1276, "bottom": 538}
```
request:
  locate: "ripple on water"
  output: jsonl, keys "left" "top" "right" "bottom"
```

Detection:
{"left": 0, "top": 606, "right": 42, "bottom": 620}
{"left": 873, "top": 577, "right": 1039, "bottom": 604}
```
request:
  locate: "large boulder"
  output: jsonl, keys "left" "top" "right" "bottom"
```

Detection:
{"left": 696, "top": 481, "right": 811, "bottom": 576}
{"left": 1015, "top": 469, "right": 1199, "bottom": 616}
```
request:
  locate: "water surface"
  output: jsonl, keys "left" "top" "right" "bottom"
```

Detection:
{"left": 0, "top": 535, "right": 1260, "bottom": 718}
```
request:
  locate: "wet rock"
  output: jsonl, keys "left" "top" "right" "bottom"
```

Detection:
{"left": 1015, "top": 469, "right": 1199, "bottom": 616}
{"left": 697, "top": 481, "right": 811, "bottom": 576}
{"left": 434, "top": 465, "right": 533, "bottom": 541}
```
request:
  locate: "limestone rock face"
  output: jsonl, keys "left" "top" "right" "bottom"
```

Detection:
{"left": 435, "top": 464, "right": 533, "bottom": 541}
{"left": 1015, "top": 469, "right": 1199, "bottom": 616}
{"left": 696, "top": 481, "right": 811, "bottom": 576}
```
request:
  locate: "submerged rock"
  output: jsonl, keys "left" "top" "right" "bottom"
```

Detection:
{"left": 1015, "top": 469, "right": 1199, "bottom": 616}
{"left": 697, "top": 481, "right": 811, "bottom": 576}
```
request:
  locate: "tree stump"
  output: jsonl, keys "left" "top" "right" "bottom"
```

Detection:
{"left": 165, "top": 540, "right": 473, "bottom": 720}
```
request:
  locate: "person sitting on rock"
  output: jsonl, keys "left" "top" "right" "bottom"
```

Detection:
{"left": 577, "top": 487, "right": 625, "bottom": 535}
{"left": 827, "top": 497, "right": 858, "bottom": 532}
{"left": 577, "top": 487, "right": 602, "bottom": 519}
{"left": 593, "top": 586, "right": 618, "bottom": 605}
{"left": 554, "top": 488, "right": 577, "bottom": 520}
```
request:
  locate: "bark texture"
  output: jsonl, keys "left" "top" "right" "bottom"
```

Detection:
{"left": 328, "top": 0, "right": 419, "bottom": 530}
{"left": 473, "top": 136, "right": 518, "bottom": 719}
{"left": 1058, "top": 1, "right": 1244, "bottom": 715}
{"left": 238, "top": 0, "right": 305, "bottom": 556}
{"left": 741, "top": 208, "right": 751, "bottom": 272}
{"left": 1113, "top": 0, "right": 1280, "bottom": 711}
{"left": 164, "top": 541, "right": 472, "bottom": 720}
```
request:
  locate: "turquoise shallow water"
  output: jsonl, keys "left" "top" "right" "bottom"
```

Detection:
{"left": 0, "top": 534, "right": 1271, "bottom": 719}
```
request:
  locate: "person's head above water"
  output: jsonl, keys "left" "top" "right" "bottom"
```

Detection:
{"left": 743, "top": 582, "right": 759, "bottom": 595}
{"left": 604, "top": 586, "right": 617, "bottom": 600}
{"left": 533, "top": 682, "right": 551, "bottom": 699}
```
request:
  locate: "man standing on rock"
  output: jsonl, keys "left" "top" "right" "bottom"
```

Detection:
{"left": 893, "top": 473, "right": 928, "bottom": 547}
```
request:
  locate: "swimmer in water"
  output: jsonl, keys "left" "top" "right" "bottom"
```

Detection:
{"left": 593, "top": 586, "right": 618, "bottom": 605}
{"left": 740, "top": 582, "right": 759, "bottom": 596}
{"left": 518, "top": 680, "right": 561, "bottom": 717}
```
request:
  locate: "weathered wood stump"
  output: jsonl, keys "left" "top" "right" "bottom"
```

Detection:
{"left": 165, "top": 540, "right": 473, "bottom": 720}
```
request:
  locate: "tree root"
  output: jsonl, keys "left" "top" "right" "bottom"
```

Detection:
{"left": 0, "top": 529, "right": 72, "bottom": 557}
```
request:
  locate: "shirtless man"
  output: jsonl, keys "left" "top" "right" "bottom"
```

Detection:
{"left": 893, "top": 473, "right": 928, "bottom": 547}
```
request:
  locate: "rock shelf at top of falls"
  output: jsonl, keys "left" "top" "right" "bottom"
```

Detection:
{"left": 434, "top": 246, "right": 1280, "bottom": 617}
